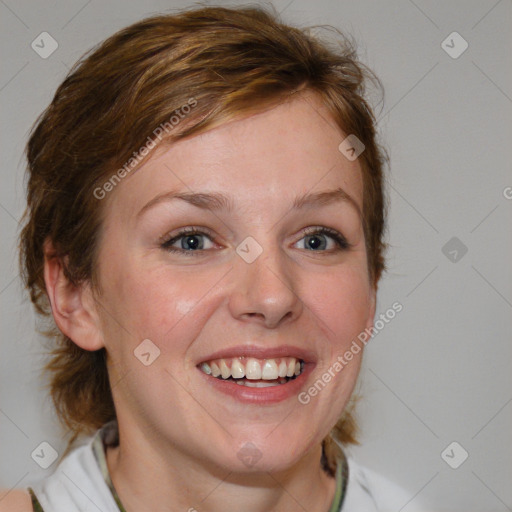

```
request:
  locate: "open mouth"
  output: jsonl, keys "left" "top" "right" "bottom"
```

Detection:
{"left": 198, "top": 356, "right": 305, "bottom": 388}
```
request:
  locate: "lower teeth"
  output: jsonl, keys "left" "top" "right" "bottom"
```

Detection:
{"left": 218, "top": 377, "right": 291, "bottom": 387}
{"left": 238, "top": 380, "right": 280, "bottom": 388}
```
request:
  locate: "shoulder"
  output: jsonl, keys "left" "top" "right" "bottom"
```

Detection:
{"left": 0, "top": 488, "right": 33, "bottom": 512}
{"left": 343, "top": 458, "right": 420, "bottom": 512}
{"left": 26, "top": 427, "right": 119, "bottom": 512}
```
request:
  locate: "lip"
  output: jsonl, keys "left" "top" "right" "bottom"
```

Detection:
{"left": 197, "top": 361, "right": 315, "bottom": 404}
{"left": 197, "top": 344, "right": 318, "bottom": 365}
{"left": 196, "top": 344, "right": 317, "bottom": 405}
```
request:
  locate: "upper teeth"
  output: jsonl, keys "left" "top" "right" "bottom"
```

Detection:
{"left": 199, "top": 357, "right": 303, "bottom": 380}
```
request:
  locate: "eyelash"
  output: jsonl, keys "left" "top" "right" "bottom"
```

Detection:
{"left": 160, "top": 226, "right": 350, "bottom": 256}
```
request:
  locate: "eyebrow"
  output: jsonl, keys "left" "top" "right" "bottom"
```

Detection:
{"left": 292, "top": 187, "right": 361, "bottom": 218}
{"left": 137, "top": 186, "right": 361, "bottom": 219}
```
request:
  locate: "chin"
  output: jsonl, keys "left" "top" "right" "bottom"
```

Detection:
{"left": 225, "top": 432, "right": 320, "bottom": 475}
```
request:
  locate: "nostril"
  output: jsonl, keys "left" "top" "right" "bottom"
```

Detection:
{"left": 241, "top": 310, "right": 294, "bottom": 329}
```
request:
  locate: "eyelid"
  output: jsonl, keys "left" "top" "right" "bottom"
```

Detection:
{"left": 160, "top": 226, "right": 215, "bottom": 244}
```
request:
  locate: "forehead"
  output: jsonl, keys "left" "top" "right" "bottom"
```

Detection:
{"left": 105, "top": 91, "right": 364, "bottom": 219}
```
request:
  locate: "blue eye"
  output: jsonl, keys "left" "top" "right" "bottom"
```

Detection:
{"left": 161, "top": 226, "right": 350, "bottom": 256}
{"left": 295, "top": 228, "right": 349, "bottom": 251}
{"left": 161, "top": 228, "right": 214, "bottom": 254}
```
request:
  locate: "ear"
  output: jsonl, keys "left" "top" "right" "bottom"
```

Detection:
{"left": 43, "top": 240, "right": 104, "bottom": 351}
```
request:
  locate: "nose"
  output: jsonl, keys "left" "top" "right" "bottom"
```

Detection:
{"left": 228, "top": 242, "right": 303, "bottom": 329}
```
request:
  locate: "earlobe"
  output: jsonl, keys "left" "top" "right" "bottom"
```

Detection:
{"left": 43, "top": 241, "right": 104, "bottom": 351}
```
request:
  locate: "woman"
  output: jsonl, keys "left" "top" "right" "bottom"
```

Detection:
{"left": 3, "top": 5, "right": 414, "bottom": 511}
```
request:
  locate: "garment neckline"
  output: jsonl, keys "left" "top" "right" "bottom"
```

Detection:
{"left": 91, "top": 420, "right": 348, "bottom": 512}
{"left": 91, "top": 420, "right": 125, "bottom": 512}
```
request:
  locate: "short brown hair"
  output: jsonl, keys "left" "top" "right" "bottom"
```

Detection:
{"left": 19, "top": 5, "right": 387, "bottom": 473}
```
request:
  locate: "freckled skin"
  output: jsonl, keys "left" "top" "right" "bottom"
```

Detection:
{"left": 84, "top": 92, "right": 376, "bottom": 511}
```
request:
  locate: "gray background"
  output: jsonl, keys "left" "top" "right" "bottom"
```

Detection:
{"left": 1, "top": 0, "right": 511, "bottom": 510}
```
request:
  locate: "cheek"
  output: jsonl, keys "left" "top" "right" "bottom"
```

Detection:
{"left": 305, "top": 265, "right": 372, "bottom": 348}
{"left": 100, "top": 257, "right": 221, "bottom": 352}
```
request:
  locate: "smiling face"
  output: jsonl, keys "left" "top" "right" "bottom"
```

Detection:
{"left": 91, "top": 91, "right": 375, "bottom": 474}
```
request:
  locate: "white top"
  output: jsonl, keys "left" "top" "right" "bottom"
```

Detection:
{"left": 27, "top": 422, "right": 416, "bottom": 512}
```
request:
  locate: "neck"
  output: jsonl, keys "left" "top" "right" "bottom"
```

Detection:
{"left": 106, "top": 430, "right": 337, "bottom": 512}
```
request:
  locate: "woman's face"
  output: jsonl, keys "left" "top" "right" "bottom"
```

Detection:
{"left": 93, "top": 91, "right": 375, "bottom": 473}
